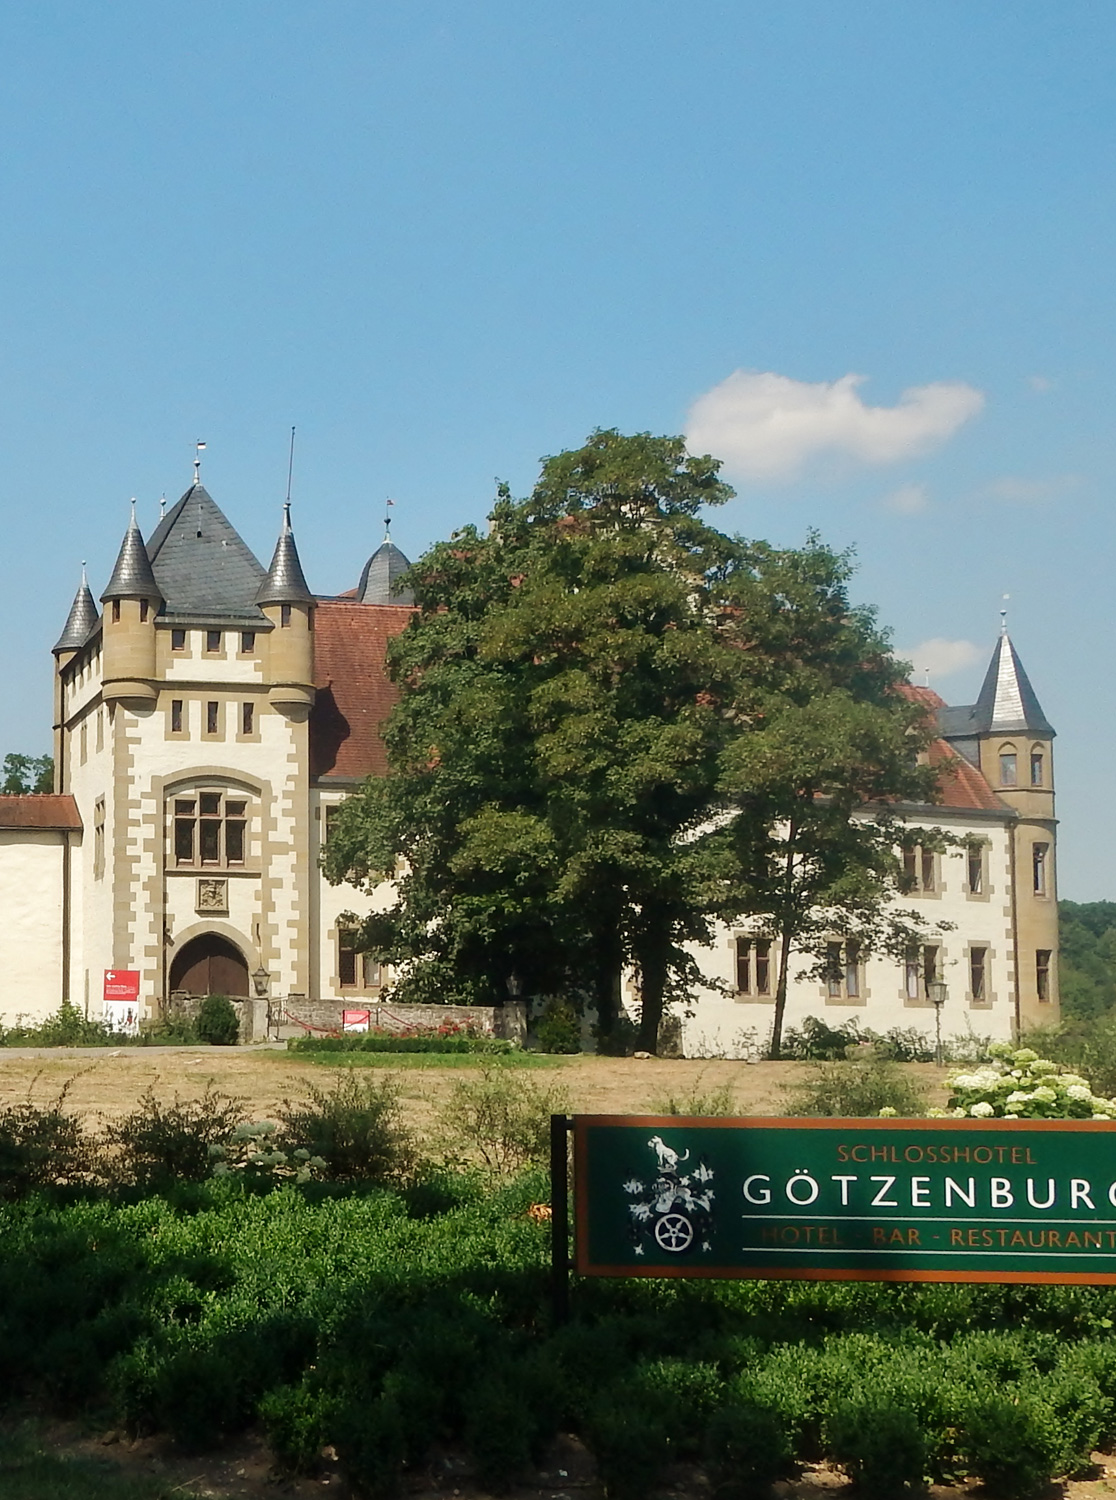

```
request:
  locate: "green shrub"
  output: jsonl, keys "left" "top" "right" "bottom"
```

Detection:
{"left": 825, "top": 1395, "right": 929, "bottom": 1494}
{"left": 195, "top": 994, "right": 240, "bottom": 1046}
{"left": 651, "top": 1079, "right": 736, "bottom": 1117}
{"left": 960, "top": 1390, "right": 1072, "bottom": 1498}
{"left": 585, "top": 1395, "right": 671, "bottom": 1500}
{"left": 703, "top": 1400, "right": 795, "bottom": 1497}
{"left": 107, "top": 1085, "right": 246, "bottom": 1189}
{"left": 782, "top": 1015, "right": 863, "bottom": 1060}
{"left": 0, "top": 1084, "right": 98, "bottom": 1197}
{"left": 946, "top": 1042, "right": 1116, "bottom": 1120}
{"left": 276, "top": 1071, "right": 415, "bottom": 1183}
{"left": 287, "top": 1029, "right": 513, "bottom": 1055}
{"left": 533, "top": 1000, "right": 581, "bottom": 1055}
{"left": 438, "top": 1064, "right": 569, "bottom": 1172}
{"left": 464, "top": 1376, "right": 536, "bottom": 1492}
{"left": 260, "top": 1380, "right": 336, "bottom": 1474}
{"left": 0, "top": 1001, "right": 115, "bottom": 1047}
{"left": 782, "top": 1057, "right": 927, "bottom": 1117}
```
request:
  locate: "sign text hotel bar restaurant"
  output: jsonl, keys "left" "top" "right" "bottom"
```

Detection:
{"left": 572, "top": 1117, "right": 1116, "bottom": 1285}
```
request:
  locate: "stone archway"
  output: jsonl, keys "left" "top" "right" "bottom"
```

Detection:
{"left": 169, "top": 932, "right": 250, "bottom": 997}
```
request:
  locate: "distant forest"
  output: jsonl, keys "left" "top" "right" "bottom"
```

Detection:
{"left": 1060, "top": 900, "right": 1116, "bottom": 1019}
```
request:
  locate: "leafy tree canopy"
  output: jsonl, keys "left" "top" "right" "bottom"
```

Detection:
{"left": 1, "top": 753, "right": 53, "bottom": 795}
{"left": 325, "top": 429, "right": 942, "bottom": 1052}
{"left": 1058, "top": 900, "right": 1116, "bottom": 1021}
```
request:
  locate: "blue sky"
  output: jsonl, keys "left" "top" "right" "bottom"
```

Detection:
{"left": 1, "top": 3, "right": 1113, "bottom": 895}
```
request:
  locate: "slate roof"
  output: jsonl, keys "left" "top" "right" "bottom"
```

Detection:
{"left": 101, "top": 507, "right": 163, "bottom": 604}
{"left": 54, "top": 568, "right": 99, "bottom": 653}
{"left": 146, "top": 484, "right": 266, "bottom": 620}
{"left": 972, "top": 633, "right": 1055, "bottom": 737}
{"left": 309, "top": 602, "right": 414, "bottom": 779}
{"left": 358, "top": 540, "right": 414, "bottom": 605}
{"left": 256, "top": 505, "right": 315, "bottom": 607}
{"left": 0, "top": 795, "right": 82, "bottom": 830}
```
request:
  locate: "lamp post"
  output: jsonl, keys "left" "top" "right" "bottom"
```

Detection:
{"left": 928, "top": 979, "right": 948, "bottom": 1066}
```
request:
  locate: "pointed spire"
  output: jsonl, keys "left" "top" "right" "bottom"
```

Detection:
{"left": 100, "top": 503, "right": 163, "bottom": 604}
{"left": 974, "top": 632, "right": 1054, "bottom": 737}
{"left": 53, "top": 562, "right": 99, "bottom": 653}
{"left": 255, "top": 502, "right": 314, "bottom": 606}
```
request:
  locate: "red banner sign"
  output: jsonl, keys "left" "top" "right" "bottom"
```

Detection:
{"left": 103, "top": 970, "right": 140, "bottom": 1001}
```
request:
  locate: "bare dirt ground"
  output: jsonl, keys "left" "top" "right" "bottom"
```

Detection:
{"left": 0, "top": 1046, "right": 954, "bottom": 1139}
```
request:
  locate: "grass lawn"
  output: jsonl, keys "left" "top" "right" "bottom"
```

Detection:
{"left": 0, "top": 1427, "right": 200, "bottom": 1500}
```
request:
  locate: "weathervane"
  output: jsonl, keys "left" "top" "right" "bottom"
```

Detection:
{"left": 385, "top": 496, "right": 395, "bottom": 541}
{"left": 194, "top": 440, "right": 206, "bottom": 486}
{"left": 1000, "top": 592, "right": 1010, "bottom": 637}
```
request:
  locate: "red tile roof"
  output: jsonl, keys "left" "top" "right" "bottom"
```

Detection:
{"left": 897, "top": 683, "right": 948, "bottom": 711}
{"left": 0, "top": 795, "right": 82, "bottom": 830}
{"left": 310, "top": 601, "right": 414, "bottom": 779}
{"left": 928, "top": 739, "right": 1005, "bottom": 812}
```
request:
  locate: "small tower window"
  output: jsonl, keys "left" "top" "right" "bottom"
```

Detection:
{"left": 967, "top": 842, "right": 985, "bottom": 895}
{"left": 171, "top": 629, "right": 186, "bottom": 651}
{"left": 206, "top": 701, "right": 219, "bottom": 736}
{"left": 999, "top": 749, "right": 1018, "bottom": 786}
{"left": 139, "top": 600, "right": 148, "bottom": 623}
{"left": 240, "top": 632, "right": 255, "bottom": 654}
{"left": 205, "top": 630, "right": 221, "bottom": 654}
{"left": 1036, "top": 949, "right": 1052, "bottom": 1001}
{"left": 1032, "top": 841, "right": 1049, "bottom": 895}
{"left": 1030, "top": 749, "right": 1044, "bottom": 786}
{"left": 111, "top": 600, "right": 121, "bottom": 623}
{"left": 242, "top": 702, "right": 254, "bottom": 735}
{"left": 280, "top": 604, "right": 292, "bottom": 628}
{"left": 170, "top": 700, "right": 183, "bottom": 734}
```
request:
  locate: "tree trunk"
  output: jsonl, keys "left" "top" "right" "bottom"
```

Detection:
{"left": 635, "top": 918, "right": 670, "bottom": 1054}
{"left": 591, "top": 917, "right": 624, "bottom": 1046}
{"left": 767, "top": 825, "right": 798, "bottom": 1060}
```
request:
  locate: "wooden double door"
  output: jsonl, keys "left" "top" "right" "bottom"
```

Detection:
{"left": 169, "top": 933, "right": 250, "bottom": 997}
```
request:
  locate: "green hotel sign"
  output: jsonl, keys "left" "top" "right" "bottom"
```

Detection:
{"left": 572, "top": 1116, "right": 1116, "bottom": 1285}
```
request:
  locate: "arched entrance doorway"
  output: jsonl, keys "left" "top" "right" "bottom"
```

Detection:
{"left": 169, "top": 933, "right": 250, "bottom": 997}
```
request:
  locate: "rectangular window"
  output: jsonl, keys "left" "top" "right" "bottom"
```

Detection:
{"left": 171, "top": 700, "right": 183, "bottom": 733}
{"left": 1031, "top": 751, "right": 1044, "bottom": 786}
{"left": 79, "top": 721, "right": 87, "bottom": 764}
{"left": 96, "top": 707, "right": 104, "bottom": 752}
{"left": 735, "top": 941, "right": 751, "bottom": 995}
{"left": 1000, "top": 751, "right": 1018, "bottom": 786}
{"left": 205, "top": 630, "right": 221, "bottom": 653}
{"left": 139, "top": 599, "right": 148, "bottom": 623}
{"left": 1037, "top": 949, "right": 1051, "bottom": 1001}
{"left": 920, "top": 849, "right": 935, "bottom": 892}
{"left": 171, "top": 628, "right": 187, "bottom": 651}
{"left": 922, "top": 945, "right": 938, "bottom": 990}
{"left": 845, "top": 942, "right": 860, "bottom": 1000}
{"left": 826, "top": 942, "right": 843, "bottom": 998}
{"left": 970, "top": 946, "right": 987, "bottom": 1002}
{"left": 1033, "top": 842, "right": 1048, "bottom": 895}
{"left": 111, "top": 600, "right": 121, "bottom": 623}
{"left": 323, "top": 805, "right": 339, "bottom": 846}
{"left": 174, "top": 799, "right": 196, "bottom": 864}
{"left": 754, "top": 940, "right": 771, "bottom": 995}
{"left": 905, "top": 947, "right": 921, "bottom": 1001}
{"left": 338, "top": 929, "right": 358, "bottom": 988}
{"left": 93, "top": 798, "right": 105, "bottom": 880}
{"left": 280, "top": 604, "right": 292, "bottom": 628}
{"left": 240, "top": 631, "right": 255, "bottom": 654}
{"left": 241, "top": 702, "right": 254, "bottom": 735}
{"left": 902, "top": 848, "right": 917, "bottom": 890}
{"left": 206, "top": 701, "right": 219, "bottom": 735}
{"left": 362, "top": 954, "right": 382, "bottom": 988}
{"left": 225, "top": 801, "right": 246, "bottom": 864}
{"left": 967, "top": 843, "right": 984, "bottom": 895}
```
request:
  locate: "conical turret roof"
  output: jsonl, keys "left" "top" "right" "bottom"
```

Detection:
{"left": 147, "top": 483, "right": 266, "bottom": 618}
{"left": 53, "top": 565, "right": 99, "bottom": 653}
{"left": 101, "top": 505, "right": 163, "bottom": 604}
{"left": 256, "top": 504, "right": 315, "bottom": 607}
{"left": 972, "top": 631, "right": 1055, "bottom": 737}
{"left": 358, "top": 538, "right": 414, "bottom": 605}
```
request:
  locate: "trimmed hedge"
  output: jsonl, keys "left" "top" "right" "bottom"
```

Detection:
{"left": 287, "top": 1029, "right": 514, "bottom": 1055}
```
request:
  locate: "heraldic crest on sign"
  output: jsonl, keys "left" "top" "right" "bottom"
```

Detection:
{"left": 623, "top": 1134, "right": 715, "bottom": 1256}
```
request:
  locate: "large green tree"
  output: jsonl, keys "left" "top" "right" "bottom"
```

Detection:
{"left": 1, "top": 753, "right": 53, "bottom": 794}
{"left": 325, "top": 430, "right": 942, "bottom": 1052}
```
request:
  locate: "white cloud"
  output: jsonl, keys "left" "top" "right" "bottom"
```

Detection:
{"left": 895, "top": 638, "right": 983, "bottom": 681}
{"left": 883, "top": 482, "right": 930, "bottom": 515}
{"left": 686, "top": 370, "right": 985, "bottom": 481}
{"left": 979, "top": 474, "right": 1079, "bottom": 504}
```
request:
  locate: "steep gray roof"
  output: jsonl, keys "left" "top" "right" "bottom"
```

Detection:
{"left": 973, "top": 632, "right": 1055, "bottom": 737}
{"left": 939, "top": 634, "right": 1055, "bottom": 741}
{"left": 53, "top": 567, "right": 99, "bottom": 652}
{"left": 358, "top": 539, "right": 414, "bottom": 605}
{"left": 101, "top": 506, "right": 163, "bottom": 604}
{"left": 147, "top": 484, "right": 266, "bottom": 619}
{"left": 256, "top": 504, "right": 315, "bottom": 607}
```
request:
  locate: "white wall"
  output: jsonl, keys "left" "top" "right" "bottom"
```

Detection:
{"left": 0, "top": 830, "right": 68, "bottom": 1022}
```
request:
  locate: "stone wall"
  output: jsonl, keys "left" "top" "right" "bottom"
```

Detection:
{"left": 165, "top": 992, "right": 527, "bottom": 1045}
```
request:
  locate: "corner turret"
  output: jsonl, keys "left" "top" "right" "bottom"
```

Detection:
{"left": 100, "top": 504, "right": 162, "bottom": 705}
{"left": 357, "top": 535, "right": 414, "bottom": 605}
{"left": 257, "top": 504, "right": 315, "bottom": 718}
{"left": 53, "top": 565, "right": 98, "bottom": 656}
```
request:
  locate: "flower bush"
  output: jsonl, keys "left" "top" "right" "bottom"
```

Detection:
{"left": 942, "top": 1042, "right": 1116, "bottom": 1121}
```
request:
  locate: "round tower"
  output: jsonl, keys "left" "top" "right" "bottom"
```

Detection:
{"left": 256, "top": 503, "right": 315, "bottom": 719}
{"left": 100, "top": 504, "right": 162, "bottom": 706}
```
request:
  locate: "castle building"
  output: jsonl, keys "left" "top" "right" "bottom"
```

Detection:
{"left": 0, "top": 475, "right": 414, "bottom": 1026}
{"left": 0, "top": 472, "right": 1059, "bottom": 1051}
{"left": 685, "top": 637, "right": 1059, "bottom": 1056}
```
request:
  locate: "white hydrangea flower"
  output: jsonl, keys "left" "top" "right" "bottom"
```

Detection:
{"left": 952, "top": 1107, "right": 967, "bottom": 1118}
{"left": 1061, "top": 1075, "right": 1089, "bottom": 1089}
{"left": 1029, "top": 1058, "right": 1059, "bottom": 1075}
{"left": 1066, "top": 1084, "right": 1093, "bottom": 1102}
{"left": 950, "top": 1074, "right": 981, "bottom": 1092}
{"left": 1013, "top": 1049, "right": 1039, "bottom": 1066}
{"left": 1004, "top": 1113, "right": 1020, "bottom": 1119}
{"left": 969, "top": 1101, "right": 995, "bottom": 1118}
{"left": 1030, "top": 1087, "right": 1058, "bottom": 1105}
{"left": 1005, "top": 1091, "right": 1031, "bottom": 1106}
